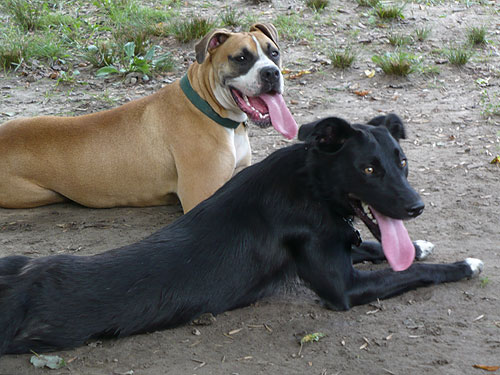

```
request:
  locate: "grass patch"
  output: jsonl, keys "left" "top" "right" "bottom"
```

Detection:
{"left": 415, "top": 26, "right": 431, "bottom": 41}
{"left": 328, "top": 46, "right": 356, "bottom": 69}
{"left": 374, "top": 2, "right": 405, "bottom": 20}
{"left": 306, "top": 0, "right": 329, "bottom": 11}
{"left": 467, "top": 25, "right": 487, "bottom": 46}
{"left": 480, "top": 90, "right": 500, "bottom": 117}
{"left": 0, "top": 27, "right": 25, "bottom": 69}
{"left": 23, "top": 31, "right": 70, "bottom": 64}
{"left": 445, "top": 45, "right": 474, "bottom": 66}
{"left": 274, "top": 13, "right": 314, "bottom": 41}
{"left": 387, "top": 33, "right": 413, "bottom": 46}
{"left": 356, "top": 0, "right": 380, "bottom": 6}
{"left": 372, "top": 51, "right": 417, "bottom": 75}
{"left": 219, "top": 7, "right": 242, "bottom": 27}
{"left": 1, "top": 0, "right": 47, "bottom": 31}
{"left": 171, "top": 17, "right": 217, "bottom": 43}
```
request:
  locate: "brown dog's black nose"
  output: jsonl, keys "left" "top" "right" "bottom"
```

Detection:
{"left": 260, "top": 66, "right": 280, "bottom": 87}
{"left": 406, "top": 202, "right": 425, "bottom": 217}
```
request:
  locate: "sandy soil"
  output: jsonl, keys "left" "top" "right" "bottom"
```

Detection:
{"left": 0, "top": 1, "right": 499, "bottom": 374}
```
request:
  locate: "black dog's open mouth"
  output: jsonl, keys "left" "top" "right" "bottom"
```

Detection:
{"left": 230, "top": 88, "right": 271, "bottom": 128}
{"left": 349, "top": 198, "right": 381, "bottom": 242}
{"left": 349, "top": 196, "right": 416, "bottom": 271}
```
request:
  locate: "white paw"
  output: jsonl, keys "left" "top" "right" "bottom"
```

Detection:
{"left": 465, "top": 258, "right": 484, "bottom": 277}
{"left": 415, "top": 240, "right": 434, "bottom": 260}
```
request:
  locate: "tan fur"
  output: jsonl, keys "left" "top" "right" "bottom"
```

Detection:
{"left": 0, "top": 25, "right": 278, "bottom": 213}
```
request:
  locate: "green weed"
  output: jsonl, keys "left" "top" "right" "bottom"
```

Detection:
{"left": 274, "top": 13, "right": 314, "bottom": 41}
{"left": 372, "top": 51, "right": 417, "bottom": 75}
{"left": 219, "top": 7, "right": 242, "bottom": 27}
{"left": 467, "top": 25, "right": 487, "bottom": 45}
{"left": 356, "top": 0, "right": 380, "bottom": 6}
{"left": 328, "top": 46, "right": 356, "bottom": 69}
{"left": 374, "top": 2, "right": 405, "bottom": 20}
{"left": 171, "top": 17, "right": 217, "bottom": 43}
{"left": 306, "top": 0, "right": 329, "bottom": 11}
{"left": 445, "top": 45, "right": 474, "bottom": 66}
{"left": 480, "top": 90, "right": 500, "bottom": 117}
{"left": 415, "top": 26, "right": 431, "bottom": 41}
{"left": 387, "top": 33, "right": 413, "bottom": 46}
{"left": 1, "top": 0, "right": 47, "bottom": 31}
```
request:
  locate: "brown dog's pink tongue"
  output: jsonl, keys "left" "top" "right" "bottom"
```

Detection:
{"left": 259, "top": 93, "right": 298, "bottom": 139}
{"left": 370, "top": 207, "right": 415, "bottom": 271}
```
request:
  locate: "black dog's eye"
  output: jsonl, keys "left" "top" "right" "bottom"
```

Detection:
{"left": 400, "top": 159, "right": 407, "bottom": 168}
{"left": 271, "top": 50, "right": 279, "bottom": 59}
{"left": 364, "top": 166, "right": 374, "bottom": 175}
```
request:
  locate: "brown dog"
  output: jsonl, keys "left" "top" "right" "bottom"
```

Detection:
{"left": 0, "top": 23, "right": 297, "bottom": 212}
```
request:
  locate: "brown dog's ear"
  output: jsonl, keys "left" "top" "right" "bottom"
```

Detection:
{"left": 250, "top": 23, "right": 279, "bottom": 49}
{"left": 195, "top": 29, "right": 232, "bottom": 64}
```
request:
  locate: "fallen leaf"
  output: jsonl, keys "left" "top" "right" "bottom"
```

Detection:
{"left": 300, "top": 332, "right": 325, "bottom": 344}
{"left": 354, "top": 90, "right": 371, "bottom": 97}
{"left": 364, "top": 69, "right": 375, "bottom": 78}
{"left": 30, "top": 354, "right": 66, "bottom": 369}
{"left": 490, "top": 156, "right": 500, "bottom": 165}
{"left": 472, "top": 365, "right": 500, "bottom": 371}
{"left": 285, "top": 70, "right": 312, "bottom": 80}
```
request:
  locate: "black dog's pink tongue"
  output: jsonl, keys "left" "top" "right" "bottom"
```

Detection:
{"left": 370, "top": 207, "right": 415, "bottom": 271}
{"left": 259, "top": 93, "right": 298, "bottom": 139}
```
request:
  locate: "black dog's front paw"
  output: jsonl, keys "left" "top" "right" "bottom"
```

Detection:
{"left": 414, "top": 240, "right": 434, "bottom": 261}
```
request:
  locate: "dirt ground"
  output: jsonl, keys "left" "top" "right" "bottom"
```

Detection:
{"left": 1, "top": 1, "right": 499, "bottom": 374}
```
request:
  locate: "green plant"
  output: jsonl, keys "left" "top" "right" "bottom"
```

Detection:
{"left": 1, "top": 0, "right": 47, "bottom": 31}
{"left": 467, "top": 25, "right": 487, "bottom": 45}
{"left": 374, "top": 2, "right": 405, "bottom": 20}
{"left": 372, "top": 51, "right": 417, "bottom": 75}
{"left": 56, "top": 69, "right": 81, "bottom": 85}
{"left": 387, "top": 33, "right": 413, "bottom": 46}
{"left": 171, "top": 17, "right": 217, "bottom": 43}
{"left": 83, "top": 41, "right": 117, "bottom": 68}
{"left": 0, "top": 27, "right": 25, "bottom": 69}
{"left": 329, "top": 46, "right": 356, "bottom": 69}
{"left": 415, "top": 26, "right": 431, "bottom": 41}
{"left": 306, "top": 0, "right": 329, "bottom": 11}
{"left": 356, "top": 0, "right": 380, "bottom": 6}
{"left": 445, "top": 45, "right": 473, "bottom": 66}
{"left": 23, "top": 31, "right": 70, "bottom": 64}
{"left": 219, "top": 7, "right": 242, "bottom": 27}
{"left": 96, "top": 42, "right": 173, "bottom": 78}
{"left": 480, "top": 90, "right": 500, "bottom": 117}
{"left": 274, "top": 13, "right": 314, "bottom": 41}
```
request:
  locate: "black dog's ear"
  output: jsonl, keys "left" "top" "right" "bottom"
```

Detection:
{"left": 300, "top": 117, "right": 358, "bottom": 153}
{"left": 367, "top": 113, "right": 406, "bottom": 141}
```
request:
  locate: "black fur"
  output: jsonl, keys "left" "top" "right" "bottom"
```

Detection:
{"left": 0, "top": 115, "right": 480, "bottom": 356}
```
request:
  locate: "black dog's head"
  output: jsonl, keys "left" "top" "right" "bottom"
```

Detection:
{"left": 299, "top": 114, "right": 424, "bottom": 271}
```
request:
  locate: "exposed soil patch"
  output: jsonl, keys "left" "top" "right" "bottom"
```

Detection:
{"left": 0, "top": 1, "right": 499, "bottom": 374}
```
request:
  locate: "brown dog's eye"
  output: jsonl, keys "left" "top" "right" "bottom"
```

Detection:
{"left": 400, "top": 159, "right": 407, "bottom": 168}
{"left": 364, "top": 167, "right": 374, "bottom": 175}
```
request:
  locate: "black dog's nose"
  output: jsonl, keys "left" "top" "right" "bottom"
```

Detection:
{"left": 260, "top": 66, "right": 280, "bottom": 86}
{"left": 406, "top": 202, "right": 425, "bottom": 217}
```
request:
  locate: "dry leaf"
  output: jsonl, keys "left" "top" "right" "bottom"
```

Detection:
{"left": 286, "top": 70, "right": 312, "bottom": 80}
{"left": 472, "top": 365, "right": 500, "bottom": 371}
{"left": 364, "top": 69, "right": 375, "bottom": 78}
{"left": 301, "top": 332, "right": 325, "bottom": 344}
{"left": 490, "top": 156, "right": 500, "bottom": 165}
{"left": 354, "top": 90, "right": 371, "bottom": 97}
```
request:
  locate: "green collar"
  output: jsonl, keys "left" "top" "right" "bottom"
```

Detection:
{"left": 180, "top": 75, "right": 241, "bottom": 129}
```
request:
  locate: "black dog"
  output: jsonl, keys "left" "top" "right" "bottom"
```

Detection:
{"left": 0, "top": 114, "right": 482, "bottom": 356}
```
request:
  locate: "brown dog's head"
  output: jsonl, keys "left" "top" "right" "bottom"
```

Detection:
{"left": 194, "top": 24, "right": 297, "bottom": 139}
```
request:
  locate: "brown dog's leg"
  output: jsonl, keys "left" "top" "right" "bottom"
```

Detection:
{"left": 0, "top": 179, "right": 66, "bottom": 208}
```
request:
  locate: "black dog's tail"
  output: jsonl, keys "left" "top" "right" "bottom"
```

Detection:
{"left": 0, "top": 256, "right": 31, "bottom": 355}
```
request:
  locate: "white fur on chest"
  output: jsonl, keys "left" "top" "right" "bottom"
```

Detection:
{"left": 225, "top": 128, "right": 250, "bottom": 170}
